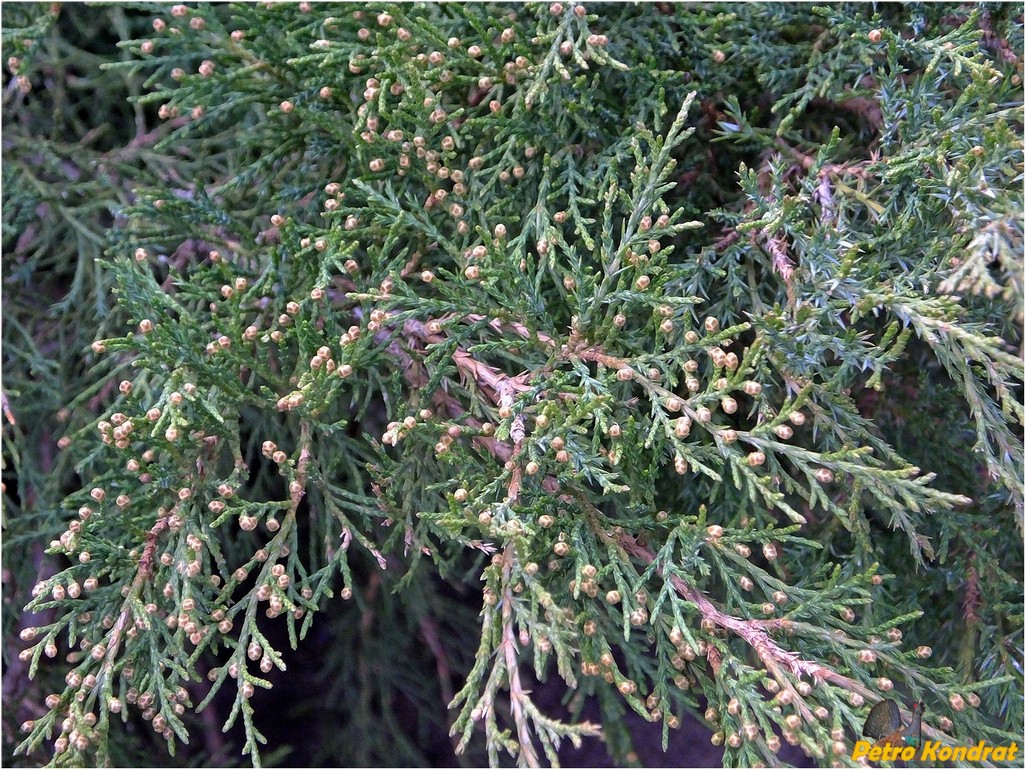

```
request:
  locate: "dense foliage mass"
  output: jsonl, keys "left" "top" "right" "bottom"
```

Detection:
{"left": 3, "top": 3, "right": 1023, "bottom": 767}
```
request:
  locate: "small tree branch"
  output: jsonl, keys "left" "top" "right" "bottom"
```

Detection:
{"left": 500, "top": 544, "right": 540, "bottom": 768}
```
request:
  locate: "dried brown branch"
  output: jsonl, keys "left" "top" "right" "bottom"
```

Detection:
{"left": 2, "top": 391, "right": 17, "bottom": 425}
{"left": 618, "top": 532, "right": 842, "bottom": 719}
{"left": 978, "top": 9, "right": 1020, "bottom": 64}
{"left": 359, "top": 571, "right": 381, "bottom": 637}
{"left": 614, "top": 531, "right": 962, "bottom": 746}
{"left": 963, "top": 557, "right": 980, "bottom": 624}
{"left": 463, "top": 314, "right": 557, "bottom": 349}
{"left": 405, "top": 318, "right": 533, "bottom": 402}
{"left": 500, "top": 544, "right": 540, "bottom": 768}
{"left": 714, "top": 229, "right": 741, "bottom": 252}
{"left": 291, "top": 424, "right": 312, "bottom": 511}
{"left": 123, "top": 115, "right": 190, "bottom": 152}
{"left": 763, "top": 232, "right": 796, "bottom": 287}
{"left": 137, "top": 512, "right": 172, "bottom": 582}
{"left": 419, "top": 614, "right": 455, "bottom": 705}
{"left": 774, "top": 137, "right": 815, "bottom": 170}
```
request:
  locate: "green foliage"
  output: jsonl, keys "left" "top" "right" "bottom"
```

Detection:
{"left": 4, "top": 2, "right": 1023, "bottom": 768}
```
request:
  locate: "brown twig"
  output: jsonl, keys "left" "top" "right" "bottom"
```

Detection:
{"left": 962, "top": 557, "right": 980, "bottom": 624}
{"left": 618, "top": 532, "right": 845, "bottom": 720}
{"left": 714, "top": 229, "right": 741, "bottom": 252}
{"left": 419, "top": 615, "right": 455, "bottom": 705}
{"left": 763, "top": 232, "right": 796, "bottom": 287}
{"left": 405, "top": 318, "right": 533, "bottom": 399}
{"left": 359, "top": 571, "right": 381, "bottom": 637}
{"left": 123, "top": 116, "right": 190, "bottom": 151}
{"left": 138, "top": 511, "right": 173, "bottom": 582}
{"left": 613, "top": 530, "right": 959, "bottom": 746}
{"left": 463, "top": 314, "right": 557, "bottom": 350}
{"left": 2, "top": 391, "right": 16, "bottom": 425}
{"left": 774, "top": 137, "right": 815, "bottom": 170}
{"left": 979, "top": 9, "right": 1020, "bottom": 64}
{"left": 500, "top": 544, "right": 540, "bottom": 768}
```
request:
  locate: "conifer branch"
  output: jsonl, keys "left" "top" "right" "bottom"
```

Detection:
{"left": 5, "top": 3, "right": 1021, "bottom": 767}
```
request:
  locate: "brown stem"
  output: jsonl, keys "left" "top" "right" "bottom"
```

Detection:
{"left": 419, "top": 615, "right": 455, "bottom": 705}
{"left": 618, "top": 534, "right": 843, "bottom": 691}
{"left": 500, "top": 544, "right": 540, "bottom": 768}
